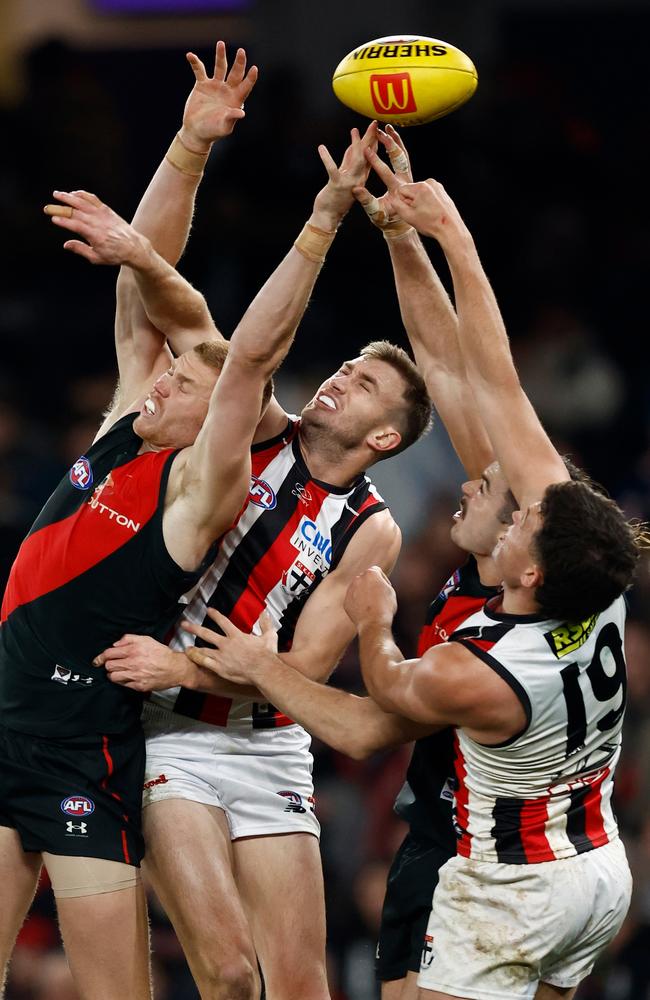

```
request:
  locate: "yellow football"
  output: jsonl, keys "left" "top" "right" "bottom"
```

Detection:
{"left": 332, "top": 35, "right": 478, "bottom": 126}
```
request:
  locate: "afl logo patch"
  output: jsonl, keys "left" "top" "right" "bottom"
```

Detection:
{"left": 69, "top": 456, "right": 93, "bottom": 490}
{"left": 248, "top": 477, "right": 277, "bottom": 510}
{"left": 61, "top": 795, "right": 95, "bottom": 817}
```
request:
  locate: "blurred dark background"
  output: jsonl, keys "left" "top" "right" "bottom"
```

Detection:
{"left": 1, "top": 1, "right": 649, "bottom": 997}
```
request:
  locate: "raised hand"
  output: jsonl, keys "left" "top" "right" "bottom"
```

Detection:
{"left": 311, "top": 121, "right": 379, "bottom": 229}
{"left": 353, "top": 124, "right": 414, "bottom": 237}
{"left": 181, "top": 40, "right": 258, "bottom": 150}
{"left": 362, "top": 147, "right": 469, "bottom": 245}
{"left": 44, "top": 190, "right": 150, "bottom": 266}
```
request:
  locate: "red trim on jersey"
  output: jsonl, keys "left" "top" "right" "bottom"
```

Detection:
{"left": 453, "top": 731, "right": 472, "bottom": 857}
{"left": 519, "top": 795, "right": 555, "bottom": 862}
{"left": 417, "top": 594, "right": 487, "bottom": 656}
{"left": 196, "top": 480, "right": 330, "bottom": 728}
{"left": 1, "top": 452, "right": 170, "bottom": 622}
{"left": 121, "top": 830, "right": 131, "bottom": 865}
{"left": 250, "top": 429, "right": 296, "bottom": 476}
{"left": 101, "top": 735, "right": 132, "bottom": 863}
{"left": 101, "top": 735, "right": 123, "bottom": 803}
{"left": 582, "top": 767, "right": 611, "bottom": 849}
{"left": 229, "top": 483, "right": 329, "bottom": 635}
{"left": 198, "top": 695, "right": 233, "bottom": 726}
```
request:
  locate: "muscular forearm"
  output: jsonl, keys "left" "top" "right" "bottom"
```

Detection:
{"left": 387, "top": 230, "right": 493, "bottom": 476}
{"left": 387, "top": 229, "right": 459, "bottom": 370}
{"left": 441, "top": 230, "right": 520, "bottom": 393}
{"left": 184, "top": 657, "right": 262, "bottom": 700}
{"left": 130, "top": 244, "right": 216, "bottom": 344}
{"left": 226, "top": 237, "right": 325, "bottom": 375}
{"left": 357, "top": 620, "right": 410, "bottom": 714}
{"left": 130, "top": 128, "right": 211, "bottom": 266}
{"left": 245, "top": 654, "right": 418, "bottom": 759}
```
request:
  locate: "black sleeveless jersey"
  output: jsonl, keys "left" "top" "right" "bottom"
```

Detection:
{"left": 0, "top": 413, "right": 210, "bottom": 738}
{"left": 393, "top": 557, "right": 498, "bottom": 847}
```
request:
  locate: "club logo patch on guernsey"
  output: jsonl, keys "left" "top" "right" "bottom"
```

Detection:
{"left": 248, "top": 477, "right": 277, "bottom": 510}
{"left": 61, "top": 795, "right": 95, "bottom": 817}
{"left": 69, "top": 456, "right": 93, "bottom": 490}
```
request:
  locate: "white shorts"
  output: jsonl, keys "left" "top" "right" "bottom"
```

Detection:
{"left": 141, "top": 703, "right": 320, "bottom": 841}
{"left": 418, "top": 837, "right": 632, "bottom": 999}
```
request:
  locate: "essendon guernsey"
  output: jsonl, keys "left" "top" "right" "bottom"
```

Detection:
{"left": 151, "top": 419, "right": 386, "bottom": 729}
{"left": 0, "top": 414, "right": 210, "bottom": 738}
{"left": 393, "top": 557, "right": 497, "bottom": 848}
{"left": 449, "top": 595, "right": 627, "bottom": 863}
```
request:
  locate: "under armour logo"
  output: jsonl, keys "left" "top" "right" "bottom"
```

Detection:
{"left": 66, "top": 821, "right": 88, "bottom": 834}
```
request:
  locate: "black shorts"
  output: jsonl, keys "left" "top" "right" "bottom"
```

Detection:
{"left": 0, "top": 723, "right": 145, "bottom": 866}
{"left": 375, "top": 830, "right": 453, "bottom": 983}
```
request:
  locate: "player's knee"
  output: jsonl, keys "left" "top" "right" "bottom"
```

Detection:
{"left": 195, "top": 953, "right": 259, "bottom": 999}
{"left": 263, "top": 962, "right": 328, "bottom": 1000}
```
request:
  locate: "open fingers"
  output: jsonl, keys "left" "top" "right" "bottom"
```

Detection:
{"left": 258, "top": 611, "right": 276, "bottom": 635}
{"left": 180, "top": 618, "right": 226, "bottom": 647}
{"left": 363, "top": 147, "right": 400, "bottom": 190}
{"left": 186, "top": 51, "right": 208, "bottom": 83}
{"left": 239, "top": 64, "right": 259, "bottom": 100}
{"left": 378, "top": 128, "right": 411, "bottom": 177}
{"left": 359, "top": 120, "right": 378, "bottom": 148}
{"left": 205, "top": 607, "right": 239, "bottom": 636}
{"left": 63, "top": 241, "right": 101, "bottom": 264}
{"left": 317, "top": 143, "right": 339, "bottom": 181}
{"left": 227, "top": 46, "right": 247, "bottom": 87}
{"left": 213, "top": 40, "right": 227, "bottom": 81}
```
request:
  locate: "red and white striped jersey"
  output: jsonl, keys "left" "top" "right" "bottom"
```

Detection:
{"left": 151, "top": 419, "right": 386, "bottom": 729}
{"left": 449, "top": 594, "right": 627, "bottom": 863}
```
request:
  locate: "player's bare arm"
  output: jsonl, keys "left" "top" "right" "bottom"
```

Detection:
{"left": 250, "top": 120, "right": 381, "bottom": 441}
{"left": 114, "top": 43, "right": 257, "bottom": 431}
{"left": 185, "top": 609, "right": 432, "bottom": 759}
{"left": 130, "top": 41, "right": 257, "bottom": 269}
{"left": 345, "top": 566, "right": 527, "bottom": 743}
{"left": 45, "top": 192, "right": 215, "bottom": 425}
{"left": 365, "top": 154, "right": 568, "bottom": 505}
{"left": 355, "top": 126, "right": 493, "bottom": 479}
{"left": 159, "top": 123, "right": 382, "bottom": 568}
{"left": 98, "top": 506, "right": 400, "bottom": 701}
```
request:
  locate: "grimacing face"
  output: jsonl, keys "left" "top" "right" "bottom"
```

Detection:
{"left": 300, "top": 356, "right": 406, "bottom": 454}
{"left": 450, "top": 461, "right": 514, "bottom": 558}
{"left": 133, "top": 351, "right": 219, "bottom": 450}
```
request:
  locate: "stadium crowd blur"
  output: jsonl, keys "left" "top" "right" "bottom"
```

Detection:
{"left": 1, "top": 4, "right": 649, "bottom": 998}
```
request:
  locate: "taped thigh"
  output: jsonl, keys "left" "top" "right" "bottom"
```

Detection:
{"left": 43, "top": 853, "right": 141, "bottom": 899}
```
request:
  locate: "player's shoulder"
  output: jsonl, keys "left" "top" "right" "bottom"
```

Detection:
{"left": 330, "top": 509, "right": 401, "bottom": 578}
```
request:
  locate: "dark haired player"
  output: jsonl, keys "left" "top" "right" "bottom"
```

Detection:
{"left": 340, "top": 153, "right": 642, "bottom": 1000}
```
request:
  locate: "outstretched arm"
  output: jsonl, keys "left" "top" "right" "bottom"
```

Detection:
{"left": 356, "top": 128, "right": 493, "bottom": 479}
{"left": 365, "top": 157, "right": 568, "bottom": 505}
{"left": 117, "top": 45, "right": 258, "bottom": 420}
{"left": 46, "top": 191, "right": 215, "bottom": 403}
{"left": 163, "top": 122, "right": 381, "bottom": 563}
